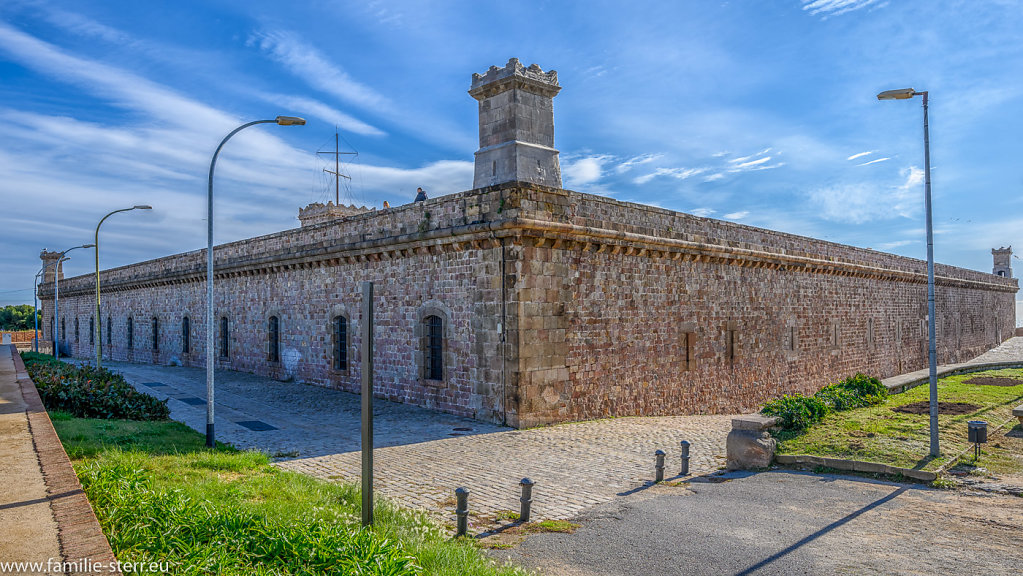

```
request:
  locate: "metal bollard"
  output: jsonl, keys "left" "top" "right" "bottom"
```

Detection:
{"left": 680, "top": 440, "right": 691, "bottom": 476}
{"left": 519, "top": 478, "right": 534, "bottom": 523}
{"left": 455, "top": 487, "right": 469, "bottom": 537}
{"left": 655, "top": 449, "right": 666, "bottom": 482}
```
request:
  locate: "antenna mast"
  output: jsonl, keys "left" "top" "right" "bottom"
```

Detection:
{"left": 317, "top": 127, "right": 356, "bottom": 205}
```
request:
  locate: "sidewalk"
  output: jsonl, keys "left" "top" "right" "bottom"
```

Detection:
{"left": 882, "top": 336, "right": 1023, "bottom": 393}
{"left": 0, "top": 345, "right": 116, "bottom": 575}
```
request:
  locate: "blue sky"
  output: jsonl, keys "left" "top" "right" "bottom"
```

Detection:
{"left": 1, "top": 0, "right": 1021, "bottom": 322}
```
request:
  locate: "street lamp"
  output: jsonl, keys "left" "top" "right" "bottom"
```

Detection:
{"left": 52, "top": 244, "right": 96, "bottom": 359}
{"left": 205, "top": 115, "right": 305, "bottom": 447}
{"left": 878, "top": 87, "right": 939, "bottom": 457}
{"left": 95, "top": 205, "right": 152, "bottom": 369}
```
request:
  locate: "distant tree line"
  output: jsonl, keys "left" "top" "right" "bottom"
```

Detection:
{"left": 0, "top": 305, "right": 41, "bottom": 331}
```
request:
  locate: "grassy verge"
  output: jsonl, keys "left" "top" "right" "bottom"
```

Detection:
{"left": 774, "top": 368, "right": 1023, "bottom": 473}
{"left": 52, "top": 414, "right": 527, "bottom": 575}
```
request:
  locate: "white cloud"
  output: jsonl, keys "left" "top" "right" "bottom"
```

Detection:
{"left": 729, "top": 148, "right": 772, "bottom": 165}
{"left": 724, "top": 211, "right": 749, "bottom": 220}
{"left": 847, "top": 150, "right": 877, "bottom": 161}
{"left": 732, "top": 156, "right": 772, "bottom": 170}
{"left": 563, "top": 155, "right": 612, "bottom": 187}
{"left": 703, "top": 173, "right": 726, "bottom": 182}
{"left": 690, "top": 208, "right": 716, "bottom": 217}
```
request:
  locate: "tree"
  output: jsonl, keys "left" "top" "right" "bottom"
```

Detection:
{"left": 0, "top": 305, "right": 41, "bottom": 331}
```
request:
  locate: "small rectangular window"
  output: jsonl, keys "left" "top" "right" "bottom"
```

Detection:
{"left": 426, "top": 315, "right": 443, "bottom": 380}
{"left": 725, "top": 328, "right": 736, "bottom": 364}
{"left": 75, "top": 317, "right": 80, "bottom": 343}
{"left": 127, "top": 317, "right": 134, "bottom": 349}
{"left": 107, "top": 317, "right": 112, "bottom": 346}
{"left": 89, "top": 317, "right": 95, "bottom": 346}
{"left": 333, "top": 316, "right": 348, "bottom": 371}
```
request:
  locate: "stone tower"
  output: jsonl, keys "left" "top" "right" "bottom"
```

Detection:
{"left": 470, "top": 58, "right": 562, "bottom": 189}
{"left": 40, "top": 249, "right": 63, "bottom": 283}
{"left": 992, "top": 246, "right": 1012, "bottom": 278}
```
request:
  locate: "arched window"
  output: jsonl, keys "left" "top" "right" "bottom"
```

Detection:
{"left": 182, "top": 316, "right": 190, "bottom": 354}
{"left": 89, "top": 316, "right": 95, "bottom": 346}
{"left": 127, "top": 317, "right": 134, "bottom": 349}
{"left": 333, "top": 315, "right": 348, "bottom": 371}
{"left": 219, "top": 317, "right": 229, "bottom": 358}
{"left": 74, "top": 317, "right": 80, "bottom": 343}
{"left": 425, "top": 315, "right": 443, "bottom": 381}
{"left": 267, "top": 316, "right": 280, "bottom": 363}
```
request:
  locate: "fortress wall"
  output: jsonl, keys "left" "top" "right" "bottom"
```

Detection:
{"left": 508, "top": 187, "right": 1017, "bottom": 426}
{"left": 38, "top": 183, "right": 1017, "bottom": 428}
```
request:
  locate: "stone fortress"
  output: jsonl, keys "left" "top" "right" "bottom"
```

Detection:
{"left": 38, "top": 58, "right": 1018, "bottom": 428}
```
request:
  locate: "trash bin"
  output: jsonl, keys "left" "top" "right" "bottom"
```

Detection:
{"left": 967, "top": 420, "right": 988, "bottom": 444}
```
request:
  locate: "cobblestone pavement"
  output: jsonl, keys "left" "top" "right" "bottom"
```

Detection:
{"left": 79, "top": 336, "right": 1023, "bottom": 526}
{"left": 78, "top": 360, "right": 733, "bottom": 523}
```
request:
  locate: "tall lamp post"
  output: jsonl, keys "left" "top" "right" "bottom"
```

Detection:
{"left": 206, "top": 116, "right": 305, "bottom": 447}
{"left": 95, "top": 206, "right": 152, "bottom": 369}
{"left": 52, "top": 244, "right": 96, "bottom": 359}
{"left": 877, "top": 87, "right": 939, "bottom": 457}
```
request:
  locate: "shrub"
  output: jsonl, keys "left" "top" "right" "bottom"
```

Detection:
{"left": 22, "top": 356, "right": 169, "bottom": 420}
{"left": 835, "top": 373, "right": 887, "bottom": 404}
{"left": 815, "top": 383, "right": 870, "bottom": 412}
{"left": 761, "top": 395, "right": 829, "bottom": 431}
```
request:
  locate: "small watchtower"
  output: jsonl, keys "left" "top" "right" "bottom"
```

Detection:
{"left": 470, "top": 58, "right": 562, "bottom": 189}
{"left": 992, "top": 246, "right": 1013, "bottom": 278}
{"left": 40, "top": 249, "right": 63, "bottom": 283}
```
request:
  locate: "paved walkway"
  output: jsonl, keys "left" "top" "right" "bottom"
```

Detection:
{"left": 0, "top": 345, "right": 63, "bottom": 573}
{"left": 882, "top": 336, "right": 1023, "bottom": 392}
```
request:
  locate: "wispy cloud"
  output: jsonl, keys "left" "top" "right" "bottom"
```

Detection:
{"left": 847, "top": 150, "right": 876, "bottom": 161}
{"left": 248, "top": 30, "right": 392, "bottom": 112}
{"left": 802, "top": 0, "right": 885, "bottom": 18}
{"left": 257, "top": 93, "right": 384, "bottom": 137}
{"left": 615, "top": 153, "right": 662, "bottom": 174}
{"left": 634, "top": 167, "right": 706, "bottom": 185}
{"left": 724, "top": 211, "right": 750, "bottom": 220}
{"left": 857, "top": 157, "right": 890, "bottom": 166}
{"left": 690, "top": 208, "right": 716, "bottom": 217}
{"left": 808, "top": 165, "right": 923, "bottom": 224}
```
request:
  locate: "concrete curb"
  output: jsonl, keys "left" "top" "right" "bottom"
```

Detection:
{"left": 11, "top": 348, "right": 120, "bottom": 575}
{"left": 774, "top": 454, "right": 937, "bottom": 482}
{"left": 885, "top": 361, "right": 1023, "bottom": 394}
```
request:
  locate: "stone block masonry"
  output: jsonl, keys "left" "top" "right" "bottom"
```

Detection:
{"left": 38, "top": 182, "right": 1018, "bottom": 429}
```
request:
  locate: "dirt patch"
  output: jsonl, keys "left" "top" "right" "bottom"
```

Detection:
{"left": 893, "top": 401, "right": 980, "bottom": 415}
{"left": 965, "top": 376, "right": 1023, "bottom": 387}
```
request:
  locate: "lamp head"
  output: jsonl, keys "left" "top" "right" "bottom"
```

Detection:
{"left": 275, "top": 116, "right": 306, "bottom": 126}
{"left": 83, "top": 244, "right": 96, "bottom": 249}
{"left": 133, "top": 205, "right": 152, "bottom": 210}
{"left": 877, "top": 88, "right": 917, "bottom": 101}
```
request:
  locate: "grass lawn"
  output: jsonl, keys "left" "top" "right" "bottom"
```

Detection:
{"left": 51, "top": 412, "right": 527, "bottom": 576}
{"left": 774, "top": 368, "right": 1023, "bottom": 473}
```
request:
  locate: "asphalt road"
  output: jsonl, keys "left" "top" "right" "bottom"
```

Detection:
{"left": 496, "top": 470, "right": 1023, "bottom": 575}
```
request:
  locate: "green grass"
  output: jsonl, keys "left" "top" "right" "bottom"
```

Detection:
{"left": 774, "top": 368, "right": 1023, "bottom": 472}
{"left": 55, "top": 415, "right": 529, "bottom": 576}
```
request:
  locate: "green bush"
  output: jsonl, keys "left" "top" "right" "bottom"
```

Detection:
{"left": 763, "top": 373, "right": 887, "bottom": 432}
{"left": 761, "top": 395, "right": 829, "bottom": 431}
{"left": 22, "top": 356, "right": 169, "bottom": 420}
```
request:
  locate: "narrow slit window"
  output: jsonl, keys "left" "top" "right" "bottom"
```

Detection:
{"left": 107, "top": 316, "right": 112, "bottom": 346}
{"left": 333, "top": 316, "right": 348, "bottom": 371}
{"left": 127, "top": 317, "right": 134, "bottom": 349}
{"left": 75, "top": 317, "right": 80, "bottom": 343}
{"left": 220, "top": 317, "right": 229, "bottom": 358}
{"left": 89, "top": 316, "right": 94, "bottom": 346}
{"left": 268, "top": 316, "right": 280, "bottom": 363}
{"left": 152, "top": 317, "right": 159, "bottom": 351}
{"left": 182, "top": 317, "right": 190, "bottom": 354}
{"left": 426, "top": 315, "right": 443, "bottom": 380}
